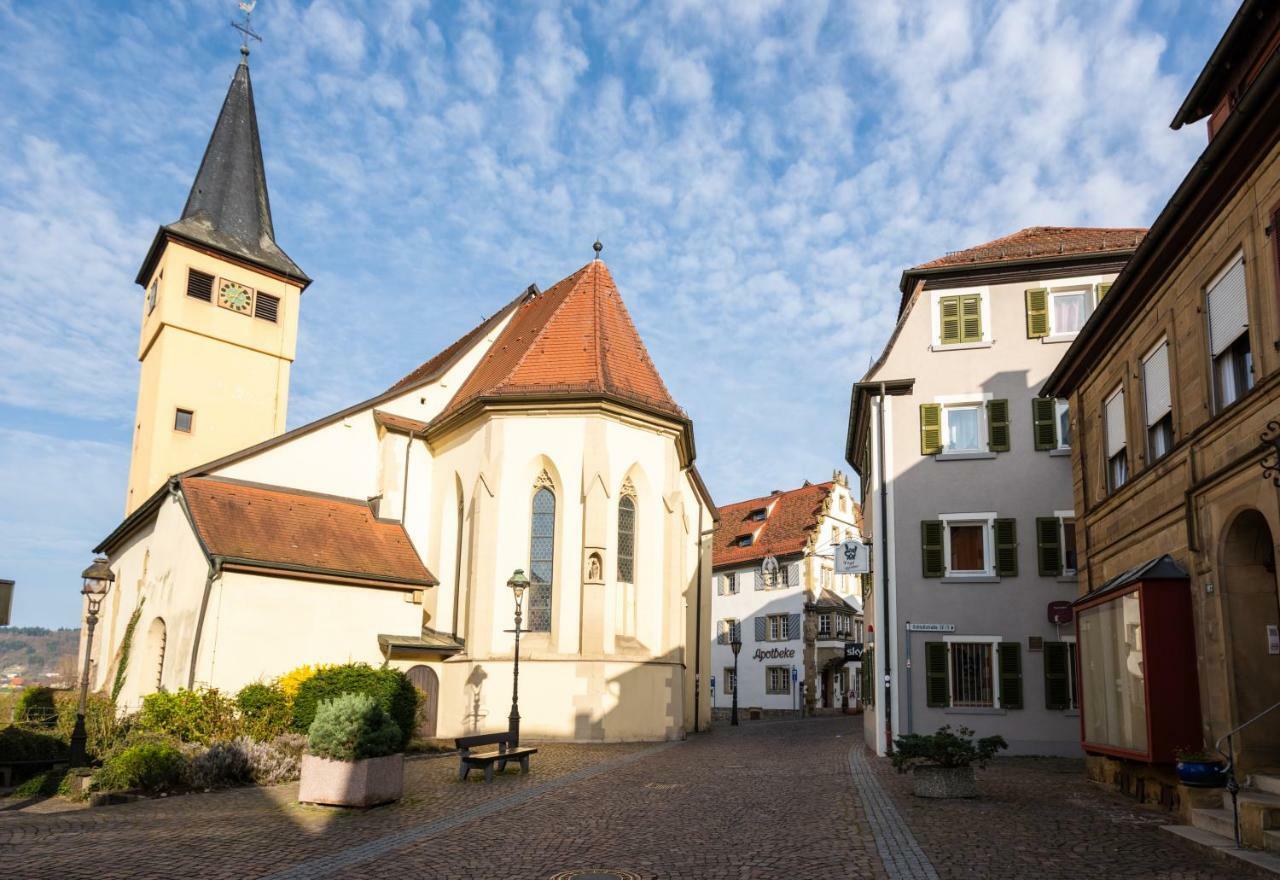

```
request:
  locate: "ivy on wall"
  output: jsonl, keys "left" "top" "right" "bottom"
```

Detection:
{"left": 110, "top": 599, "right": 144, "bottom": 704}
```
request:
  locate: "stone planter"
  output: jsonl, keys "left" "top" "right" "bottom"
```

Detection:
{"left": 1175, "top": 759, "right": 1227, "bottom": 788}
{"left": 298, "top": 753, "right": 404, "bottom": 808}
{"left": 911, "top": 764, "right": 978, "bottom": 799}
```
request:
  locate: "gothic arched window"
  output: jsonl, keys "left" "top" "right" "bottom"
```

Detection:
{"left": 618, "top": 494, "right": 636, "bottom": 584}
{"left": 528, "top": 481, "right": 556, "bottom": 632}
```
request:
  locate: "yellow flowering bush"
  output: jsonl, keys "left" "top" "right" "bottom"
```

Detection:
{"left": 276, "top": 664, "right": 333, "bottom": 700}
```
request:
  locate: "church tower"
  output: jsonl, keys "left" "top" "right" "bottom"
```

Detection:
{"left": 125, "top": 47, "right": 309, "bottom": 513}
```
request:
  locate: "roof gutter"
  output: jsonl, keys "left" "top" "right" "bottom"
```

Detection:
{"left": 1042, "top": 43, "right": 1280, "bottom": 399}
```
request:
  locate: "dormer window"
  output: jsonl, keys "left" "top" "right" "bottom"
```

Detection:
{"left": 735, "top": 534, "right": 754, "bottom": 547}
{"left": 749, "top": 508, "right": 767, "bottom": 522}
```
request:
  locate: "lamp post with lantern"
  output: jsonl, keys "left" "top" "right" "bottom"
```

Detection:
{"left": 506, "top": 569, "right": 529, "bottom": 747}
{"left": 730, "top": 632, "right": 742, "bottom": 726}
{"left": 70, "top": 556, "right": 114, "bottom": 766}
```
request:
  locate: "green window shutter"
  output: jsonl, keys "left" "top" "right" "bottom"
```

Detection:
{"left": 987, "top": 399, "right": 1011, "bottom": 452}
{"left": 1043, "top": 642, "right": 1070, "bottom": 710}
{"left": 999, "top": 642, "right": 1023, "bottom": 709}
{"left": 1097, "top": 282, "right": 1112, "bottom": 301}
{"left": 994, "top": 518, "right": 1018, "bottom": 576}
{"left": 1032, "top": 397, "right": 1058, "bottom": 450}
{"left": 921, "top": 520, "right": 945, "bottom": 578}
{"left": 920, "top": 403, "right": 943, "bottom": 455}
{"left": 939, "top": 296, "right": 961, "bottom": 344}
{"left": 1036, "top": 517, "right": 1062, "bottom": 576}
{"left": 925, "top": 642, "right": 950, "bottom": 707}
{"left": 960, "top": 295, "right": 983, "bottom": 342}
{"left": 862, "top": 646, "right": 874, "bottom": 707}
{"left": 1025, "top": 288, "right": 1049, "bottom": 338}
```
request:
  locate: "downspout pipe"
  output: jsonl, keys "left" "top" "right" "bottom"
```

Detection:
{"left": 694, "top": 501, "right": 707, "bottom": 734}
{"left": 878, "top": 381, "right": 894, "bottom": 754}
{"left": 169, "top": 479, "right": 221, "bottom": 690}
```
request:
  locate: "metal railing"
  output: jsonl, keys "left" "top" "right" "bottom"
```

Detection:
{"left": 1213, "top": 697, "right": 1280, "bottom": 848}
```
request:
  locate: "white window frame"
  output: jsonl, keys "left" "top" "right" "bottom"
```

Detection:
{"left": 935, "top": 391, "right": 994, "bottom": 455}
{"left": 1045, "top": 285, "right": 1094, "bottom": 339}
{"left": 723, "top": 666, "right": 736, "bottom": 695}
{"left": 765, "top": 665, "right": 791, "bottom": 695}
{"left": 942, "top": 634, "right": 1003, "bottom": 709}
{"left": 939, "top": 512, "right": 997, "bottom": 577}
{"left": 1205, "top": 252, "right": 1252, "bottom": 412}
{"left": 929, "top": 287, "right": 992, "bottom": 349}
{"left": 1054, "top": 509, "right": 1077, "bottom": 577}
{"left": 724, "top": 572, "right": 738, "bottom": 595}
{"left": 818, "top": 613, "right": 832, "bottom": 636}
{"left": 1105, "top": 386, "right": 1128, "bottom": 492}
{"left": 767, "top": 613, "right": 790, "bottom": 641}
{"left": 1054, "top": 399, "right": 1071, "bottom": 450}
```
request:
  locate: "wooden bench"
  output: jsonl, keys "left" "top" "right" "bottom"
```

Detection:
{"left": 455, "top": 731, "right": 537, "bottom": 783}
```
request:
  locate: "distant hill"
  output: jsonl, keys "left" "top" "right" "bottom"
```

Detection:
{"left": 0, "top": 627, "right": 79, "bottom": 680}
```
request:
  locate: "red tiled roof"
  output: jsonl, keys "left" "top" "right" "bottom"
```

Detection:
{"left": 431, "top": 261, "right": 684, "bottom": 421}
{"left": 714, "top": 482, "right": 852, "bottom": 569}
{"left": 913, "top": 227, "right": 1147, "bottom": 270}
{"left": 388, "top": 306, "right": 514, "bottom": 393}
{"left": 182, "top": 477, "right": 436, "bottom": 586}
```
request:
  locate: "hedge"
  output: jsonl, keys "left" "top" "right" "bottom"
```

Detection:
{"left": 291, "top": 663, "right": 417, "bottom": 750}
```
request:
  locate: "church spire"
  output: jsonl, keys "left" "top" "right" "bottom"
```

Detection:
{"left": 136, "top": 52, "right": 308, "bottom": 286}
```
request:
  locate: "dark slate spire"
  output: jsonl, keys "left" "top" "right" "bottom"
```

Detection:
{"left": 137, "top": 52, "right": 308, "bottom": 285}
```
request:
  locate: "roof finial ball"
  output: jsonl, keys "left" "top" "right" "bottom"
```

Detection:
{"left": 592, "top": 239, "right": 603, "bottom": 261}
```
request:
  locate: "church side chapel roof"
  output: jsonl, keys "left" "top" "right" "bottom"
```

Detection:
{"left": 401, "top": 260, "right": 685, "bottom": 423}
{"left": 713, "top": 481, "right": 839, "bottom": 569}
{"left": 138, "top": 53, "right": 308, "bottom": 285}
{"left": 182, "top": 477, "right": 436, "bottom": 587}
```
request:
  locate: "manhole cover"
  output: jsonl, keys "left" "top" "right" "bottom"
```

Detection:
{"left": 549, "top": 872, "right": 642, "bottom": 880}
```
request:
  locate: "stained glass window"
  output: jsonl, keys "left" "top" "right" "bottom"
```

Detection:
{"left": 618, "top": 495, "right": 635, "bottom": 584}
{"left": 528, "top": 486, "right": 555, "bottom": 632}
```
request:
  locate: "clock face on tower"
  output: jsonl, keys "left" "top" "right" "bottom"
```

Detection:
{"left": 219, "top": 280, "right": 252, "bottom": 314}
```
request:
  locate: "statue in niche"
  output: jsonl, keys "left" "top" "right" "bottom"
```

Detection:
{"left": 587, "top": 552, "right": 603, "bottom": 582}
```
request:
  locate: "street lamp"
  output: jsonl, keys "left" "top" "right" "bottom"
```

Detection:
{"left": 730, "top": 632, "right": 742, "bottom": 726}
{"left": 506, "top": 568, "right": 529, "bottom": 747}
{"left": 70, "top": 556, "right": 114, "bottom": 766}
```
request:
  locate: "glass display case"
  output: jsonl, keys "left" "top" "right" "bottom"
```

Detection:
{"left": 1073, "top": 555, "right": 1201, "bottom": 763}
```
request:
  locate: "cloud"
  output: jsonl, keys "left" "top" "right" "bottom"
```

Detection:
{"left": 0, "top": 0, "right": 1234, "bottom": 626}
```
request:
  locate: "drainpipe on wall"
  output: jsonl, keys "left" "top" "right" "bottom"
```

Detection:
{"left": 401, "top": 428, "right": 418, "bottom": 524}
{"left": 877, "top": 382, "right": 894, "bottom": 754}
{"left": 188, "top": 556, "right": 222, "bottom": 690}
{"left": 694, "top": 500, "right": 707, "bottom": 734}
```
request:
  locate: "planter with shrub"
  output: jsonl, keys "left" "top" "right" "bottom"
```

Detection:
{"left": 291, "top": 663, "right": 417, "bottom": 752}
{"left": 891, "top": 725, "right": 1008, "bottom": 799}
{"left": 299, "top": 693, "right": 404, "bottom": 808}
{"left": 1174, "top": 749, "right": 1228, "bottom": 788}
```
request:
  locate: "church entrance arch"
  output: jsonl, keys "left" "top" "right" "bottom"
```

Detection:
{"left": 1221, "top": 508, "right": 1280, "bottom": 770}
{"left": 406, "top": 665, "right": 439, "bottom": 739}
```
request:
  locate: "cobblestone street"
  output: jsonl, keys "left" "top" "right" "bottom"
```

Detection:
{"left": 0, "top": 717, "right": 1265, "bottom": 879}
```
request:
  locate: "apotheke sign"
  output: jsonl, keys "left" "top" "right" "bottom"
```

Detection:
{"left": 752, "top": 647, "right": 796, "bottom": 661}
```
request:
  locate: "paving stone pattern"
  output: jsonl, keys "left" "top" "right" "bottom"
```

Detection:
{"left": 0, "top": 718, "right": 1267, "bottom": 879}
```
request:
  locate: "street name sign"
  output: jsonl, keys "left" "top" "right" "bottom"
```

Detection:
{"left": 905, "top": 623, "right": 955, "bottom": 633}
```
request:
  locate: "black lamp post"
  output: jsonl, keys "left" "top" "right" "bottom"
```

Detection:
{"left": 70, "top": 556, "right": 114, "bottom": 767}
{"left": 730, "top": 632, "right": 742, "bottom": 726}
{"left": 507, "top": 568, "right": 529, "bottom": 747}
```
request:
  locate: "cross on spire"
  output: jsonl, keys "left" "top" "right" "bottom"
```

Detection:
{"left": 231, "top": 1, "right": 262, "bottom": 56}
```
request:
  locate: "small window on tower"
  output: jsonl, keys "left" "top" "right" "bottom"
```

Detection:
{"left": 174, "top": 409, "right": 194, "bottom": 433}
{"left": 187, "top": 269, "right": 214, "bottom": 302}
{"left": 254, "top": 292, "right": 280, "bottom": 323}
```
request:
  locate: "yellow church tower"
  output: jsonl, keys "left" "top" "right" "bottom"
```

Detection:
{"left": 125, "top": 47, "right": 310, "bottom": 513}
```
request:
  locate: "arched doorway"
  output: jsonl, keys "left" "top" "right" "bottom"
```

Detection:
{"left": 1221, "top": 509, "right": 1280, "bottom": 770}
{"left": 406, "top": 665, "right": 439, "bottom": 740}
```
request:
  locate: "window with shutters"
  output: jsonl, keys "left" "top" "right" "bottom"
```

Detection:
{"left": 1104, "top": 387, "right": 1128, "bottom": 492}
{"left": 723, "top": 572, "right": 737, "bottom": 595}
{"left": 1055, "top": 399, "right": 1071, "bottom": 449}
{"left": 935, "top": 292, "right": 985, "bottom": 346}
{"left": 186, "top": 268, "right": 214, "bottom": 302}
{"left": 254, "top": 292, "right": 280, "bottom": 323}
{"left": 716, "top": 618, "right": 741, "bottom": 645}
{"left": 765, "top": 665, "right": 791, "bottom": 695}
{"left": 925, "top": 638, "right": 1023, "bottom": 709}
{"left": 528, "top": 483, "right": 556, "bottom": 632}
{"left": 1036, "top": 513, "right": 1076, "bottom": 577}
{"left": 1141, "top": 340, "right": 1173, "bottom": 462}
{"left": 723, "top": 667, "right": 736, "bottom": 695}
{"left": 925, "top": 513, "right": 1013, "bottom": 579}
{"left": 943, "top": 404, "right": 983, "bottom": 452}
{"left": 1206, "top": 253, "right": 1253, "bottom": 411}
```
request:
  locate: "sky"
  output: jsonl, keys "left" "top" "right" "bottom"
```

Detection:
{"left": 0, "top": 0, "right": 1237, "bottom": 627}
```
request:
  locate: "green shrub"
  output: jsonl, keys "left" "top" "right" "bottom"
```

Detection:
{"left": 891, "top": 725, "right": 1008, "bottom": 772}
{"left": 93, "top": 740, "right": 189, "bottom": 793}
{"left": 306, "top": 693, "right": 402, "bottom": 762}
{"left": 51, "top": 692, "right": 121, "bottom": 759}
{"left": 242, "top": 733, "right": 306, "bottom": 784}
{"left": 14, "top": 769, "right": 68, "bottom": 797}
{"left": 136, "top": 688, "right": 237, "bottom": 744}
{"left": 292, "top": 663, "right": 417, "bottom": 749}
{"left": 189, "top": 739, "right": 254, "bottom": 789}
{"left": 0, "top": 725, "right": 68, "bottom": 761}
{"left": 236, "top": 682, "right": 292, "bottom": 741}
{"left": 15, "top": 686, "right": 58, "bottom": 726}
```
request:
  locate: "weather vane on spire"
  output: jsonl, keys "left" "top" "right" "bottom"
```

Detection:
{"left": 231, "top": 1, "right": 262, "bottom": 55}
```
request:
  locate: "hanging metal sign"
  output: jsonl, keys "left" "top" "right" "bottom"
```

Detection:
{"left": 835, "top": 539, "right": 870, "bottom": 574}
